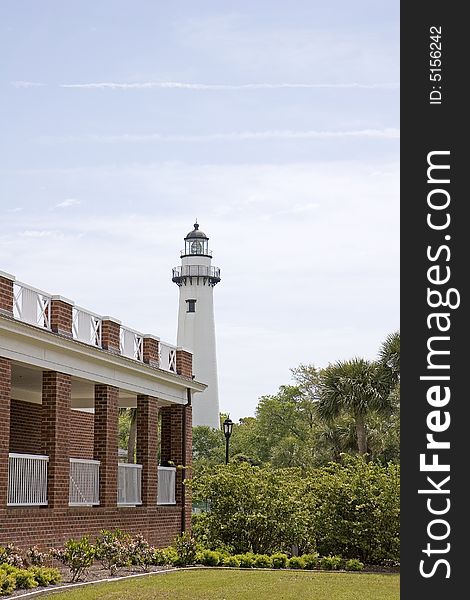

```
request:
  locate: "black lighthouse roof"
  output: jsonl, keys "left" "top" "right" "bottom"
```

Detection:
{"left": 184, "top": 222, "right": 209, "bottom": 240}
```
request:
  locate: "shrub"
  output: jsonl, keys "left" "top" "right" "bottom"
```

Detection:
{"left": 50, "top": 536, "right": 95, "bottom": 582}
{"left": 173, "top": 532, "right": 198, "bottom": 567}
{"left": 128, "top": 535, "right": 153, "bottom": 572}
{"left": 0, "top": 544, "right": 24, "bottom": 568}
{"left": 0, "top": 570, "right": 16, "bottom": 596}
{"left": 320, "top": 555, "right": 343, "bottom": 571}
{"left": 223, "top": 556, "right": 241, "bottom": 568}
{"left": 9, "top": 567, "right": 38, "bottom": 589}
{"left": 151, "top": 548, "right": 168, "bottom": 566}
{"left": 271, "top": 553, "right": 288, "bottom": 569}
{"left": 192, "top": 458, "right": 400, "bottom": 563}
{"left": 345, "top": 558, "right": 364, "bottom": 571}
{"left": 162, "top": 547, "right": 179, "bottom": 566}
{"left": 198, "top": 549, "right": 220, "bottom": 567}
{"left": 253, "top": 554, "right": 272, "bottom": 569}
{"left": 288, "top": 556, "right": 306, "bottom": 570}
{"left": 95, "top": 530, "right": 131, "bottom": 575}
{"left": 26, "top": 546, "right": 48, "bottom": 567}
{"left": 30, "top": 566, "right": 62, "bottom": 586}
{"left": 301, "top": 553, "right": 319, "bottom": 570}
{"left": 235, "top": 553, "right": 255, "bottom": 568}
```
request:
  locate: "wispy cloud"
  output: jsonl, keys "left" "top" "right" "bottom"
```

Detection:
{"left": 47, "top": 128, "right": 400, "bottom": 144}
{"left": 55, "top": 198, "right": 81, "bottom": 208}
{"left": 19, "top": 230, "right": 55, "bottom": 237}
{"left": 10, "top": 81, "right": 46, "bottom": 88}
{"left": 59, "top": 81, "right": 398, "bottom": 91}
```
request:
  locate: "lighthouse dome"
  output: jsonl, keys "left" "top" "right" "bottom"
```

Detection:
{"left": 184, "top": 223, "right": 209, "bottom": 240}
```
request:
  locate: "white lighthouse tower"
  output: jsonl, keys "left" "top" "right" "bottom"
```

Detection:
{"left": 172, "top": 222, "right": 221, "bottom": 429}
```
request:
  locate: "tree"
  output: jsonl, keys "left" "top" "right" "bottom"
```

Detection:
{"left": 378, "top": 331, "right": 400, "bottom": 381}
{"left": 317, "top": 358, "right": 392, "bottom": 454}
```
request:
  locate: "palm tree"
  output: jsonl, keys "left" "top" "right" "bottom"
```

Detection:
{"left": 317, "top": 358, "right": 392, "bottom": 454}
{"left": 378, "top": 331, "right": 400, "bottom": 381}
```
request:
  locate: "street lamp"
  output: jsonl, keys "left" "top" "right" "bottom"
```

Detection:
{"left": 223, "top": 418, "right": 234, "bottom": 465}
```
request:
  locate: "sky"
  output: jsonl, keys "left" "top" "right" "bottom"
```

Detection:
{"left": 0, "top": 1, "right": 399, "bottom": 421}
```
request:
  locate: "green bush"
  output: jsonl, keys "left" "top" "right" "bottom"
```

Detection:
{"left": 253, "top": 554, "right": 272, "bottom": 569}
{"left": 128, "top": 535, "right": 153, "bottom": 571}
{"left": 151, "top": 548, "right": 168, "bottom": 566}
{"left": 320, "top": 555, "right": 343, "bottom": 570}
{"left": 30, "top": 566, "right": 62, "bottom": 586}
{"left": 223, "top": 556, "right": 241, "bottom": 568}
{"left": 236, "top": 553, "right": 255, "bottom": 568}
{"left": 271, "top": 553, "right": 288, "bottom": 569}
{"left": 95, "top": 530, "right": 131, "bottom": 575}
{"left": 162, "top": 547, "right": 179, "bottom": 566}
{"left": 345, "top": 558, "right": 364, "bottom": 571}
{"left": 0, "top": 545, "right": 23, "bottom": 568}
{"left": 173, "top": 532, "right": 198, "bottom": 567}
{"left": 0, "top": 570, "right": 16, "bottom": 596}
{"left": 50, "top": 536, "right": 95, "bottom": 582}
{"left": 26, "top": 546, "right": 48, "bottom": 567}
{"left": 301, "top": 553, "right": 319, "bottom": 569}
{"left": 192, "top": 457, "right": 400, "bottom": 563}
{"left": 8, "top": 567, "right": 38, "bottom": 589}
{"left": 288, "top": 556, "right": 305, "bottom": 570}
{"left": 198, "top": 549, "right": 220, "bottom": 566}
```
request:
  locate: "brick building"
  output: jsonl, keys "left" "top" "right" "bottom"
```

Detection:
{"left": 0, "top": 270, "right": 204, "bottom": 549}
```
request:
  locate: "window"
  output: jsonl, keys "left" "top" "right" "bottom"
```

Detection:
{"left": 186, "top": 299, "right": 196, "bottom": 313}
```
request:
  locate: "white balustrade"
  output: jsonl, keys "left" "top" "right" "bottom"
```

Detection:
{"left": 7, "top": 453, "right": 49, "bottom": 506}
{"left": 118, "top": 463, "right": 142, "bottom": 506}
{"left": 157, "top": 466, "right": 176, "bottom": 505}
{"left": 72, "top": 306, "right": 102, "bottom": 347}
{"left": 69, "top": 458, "right": 100, "bottom": 506}
{"left": 13, "top": 282, "right": 51, "bottom": 330}
{"left": 159, "top": 342, "right": 177, "bottom": 373}
{"left": 120, "top": 327, "right": 143, "bottom": 362}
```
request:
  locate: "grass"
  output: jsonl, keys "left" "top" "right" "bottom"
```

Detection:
{"left": 42, "top": 569, "right": 400, "bottom": 600}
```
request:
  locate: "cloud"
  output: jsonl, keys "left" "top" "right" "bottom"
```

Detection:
{"left": 19, "top": 230, "right": 55, "bottom": 237}
{"left": 55, "top": 198, "right": 81, "bottom": 208}
{"left": 59, "top": 81, "right": 398, "bottom": 90}
{"left": 46, "top": 128, "right": 399, "bottom": 144}
{"left": 10, "top": 81, "right": 46, "bottom": 88}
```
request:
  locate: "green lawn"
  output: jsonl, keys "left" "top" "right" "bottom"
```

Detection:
{"left": 44, "top": 569, "right": 399, "bottom": 600}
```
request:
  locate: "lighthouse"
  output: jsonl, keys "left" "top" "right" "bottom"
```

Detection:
{"left": 172, "top": 223, "right": 221, "bottom": 429}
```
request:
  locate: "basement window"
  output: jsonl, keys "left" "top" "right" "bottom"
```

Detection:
{"left": 186, "top": 299, "right": 196, "bottom": 313}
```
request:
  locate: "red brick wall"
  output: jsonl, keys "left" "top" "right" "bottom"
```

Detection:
{"left": 143, "top": 337, "right": 159, "bottom": 367}
{"left": 41, "top": 372, "right": 71, "bottom": 508}
{"left": 50, "top": 299, "right": 73, "bottom": 337}
{"left": 176, "top": 350, "right": 193, "bottom": 378}
{"left": 0, "top": 276, "right": 14, "bottom": 315}
{"left": 0, "top": 506, "right": 183, "bottom": 550}
{"left": 9, "top": 400, "right": 94, "bottom": 458}
{"left": 94, "top": 384, "right": 119, "bottom": 507}
{"left": 101, "top": 319, "right": 121, "bottom": 353}
{"left": 9, "top": 400, "right": 41, "bottom": 454}
{"left": 0, "top": 358, "right": 11, "bottom": 506}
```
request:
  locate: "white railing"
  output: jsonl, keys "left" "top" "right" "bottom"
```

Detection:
{"left": 69, "top": 458, "right": 100, "bottom": 506}
{"left": 13, "top": 282, "right": 51, "bottom": 330}
{"left": 118, "top": 463, "right": 142, "bottom": 506}
{"left": 7, "top": 453, "right": 49, "bottom": 506}
{"left": 72, "top": 306, "right": 102, "bottom": 347}
{"left": 157, "top": 466, "right": 176, "bottom": 505}
{"left": 159, "top": 342, "right": 177, "bottom": 373}
{"left": 120, "top": 326, "right": 143, "bottom": 362}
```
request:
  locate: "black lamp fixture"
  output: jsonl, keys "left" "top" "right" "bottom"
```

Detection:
{"left": 223, "top": 417, "right": 234, "bottom": 465}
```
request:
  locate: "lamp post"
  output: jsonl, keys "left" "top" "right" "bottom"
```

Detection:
{"left": 223, "top": 418, "right": 234, "bottom": 465}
